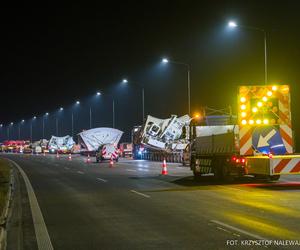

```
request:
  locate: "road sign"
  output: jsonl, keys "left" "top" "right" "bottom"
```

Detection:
{"left": 252, "top": 126, "right": 287, "bottom": 155}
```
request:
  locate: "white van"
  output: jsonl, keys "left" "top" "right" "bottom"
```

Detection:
{"left": 96, "top": 144, "right": 119, "bottom": 162}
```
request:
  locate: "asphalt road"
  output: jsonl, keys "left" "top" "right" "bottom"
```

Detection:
{"left": 2, "top": 153, "right": 300, "bottom": 249}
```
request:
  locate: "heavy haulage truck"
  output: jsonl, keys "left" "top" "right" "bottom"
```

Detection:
{"left": 190, "top": 85, "right": 300, "bottom": 181}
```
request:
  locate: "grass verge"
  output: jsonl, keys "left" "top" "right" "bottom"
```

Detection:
{"left": 0, "top": 158, "right": 11, "bottom": 216}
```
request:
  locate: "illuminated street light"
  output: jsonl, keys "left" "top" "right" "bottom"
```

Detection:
{"left": 19, "top": 120, "right": 25, "bottom": 140}
{"left": 162, "top": 58, "right": 169, "bottom": 63}
{"left": 228, "top": 21, "right": 237, "bottom": 28}
{"left": 43, "top": 113, "right": 49, "bottom": 139}
{"left": 72, "top": 101, "right": 80, "bottom": 136}
{"left": 227, "top": 20, "right": 268, "bottom": 84}
{"left": 122, "top": 79, "right": 128, "bottom": 83}
{"left": 96, "top": 92, "right": 101, "bottom": 96}
{"left": 161, "top": 57, "right": 191, "bottom": 115}
{"left": 30, "top": 116, "right": 36, "bottom": 142}
{"left": 60, "top": 107, "right": 64, "bottom": 111}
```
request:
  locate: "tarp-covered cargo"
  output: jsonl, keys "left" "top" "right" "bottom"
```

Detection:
{"left": 78, "top": 128, "right": 123, "bottom": 152}
{"left": 48, "top": 135, "right": 75, "bottom": 152}
{"left": 141, "top": 114, "right": 191, "bottom": 151}
{"left": 193, "top": 125, "right": 239, "bottom": 155}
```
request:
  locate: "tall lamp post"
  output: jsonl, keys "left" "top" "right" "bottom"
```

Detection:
{"left": 30, "top": 116, "right": 36, "bottom": 143}
{"left": 89, "top": 92, "right": 101, "bottom": 129}
{"left": 42, "top": 112, "right": 49, "bottom": 139}
{"left": 72, "top": 101, "right": 80, "bottom": 136}
{"left": 228, "top": 21, "right": 268, "bottom": 84}
{"left": 162, "top": 58, "right": 191, "bottom": 115}
{"left": 56, "top": 107, "right": 63, "bottom": 136}
{"left": 18, "top": 120, "right": 25, "bottom": 140}
{"left": 0, "top": 124, "right": 3, "bottom": 141}
{"left": 8, "top": 122, "right": 13, "bottom": 140}
{"left": 122, "top": 79, "right": 145, "bottom": 122}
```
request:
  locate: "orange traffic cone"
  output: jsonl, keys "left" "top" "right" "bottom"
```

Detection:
{"left": 86, "top": 154, "right": 91, "bottom": 164}
{"left": 68, "top": 153, "right": 72, "bottom": 161}
{"left": 56, "top": 152, "right": 60, "bottom": 158}
{"left": 109, "top": 158, "right": 114, "bottom": 168}
{"left": 161, "top": 158, "right": 168, "bottom": 175}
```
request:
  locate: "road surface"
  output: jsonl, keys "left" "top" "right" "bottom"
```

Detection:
{"left": 2, "top": 153, "right": 300, "bottom": 249}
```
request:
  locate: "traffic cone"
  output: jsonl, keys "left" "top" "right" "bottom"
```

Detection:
{"left": 109, "top": 158, "right": 114, "bottom": 168}
{"left": 161, "top": 158, "right": 168, "bottom": 175}
{"left": 86, "top": 154, "right": 91, "bottom": 164}
{"left": 68, "top": 153, "right": 72, "bottom": 161}
{"left": 56, "top": 152, "right": 60, "bottom": 159}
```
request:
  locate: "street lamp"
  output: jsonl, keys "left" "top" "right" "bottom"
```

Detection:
{"left": 72, "top": 101, "right": 80, "bottom": 136}
{"left": 122, "top": 79, "right": 128, "bottom": 84}
{"left": 18, "top": 120, "right": 25, "bottom": 140}
{"left": 8, "top": 122, "right": 13, "bottom": 140}
{"left": 42, "top": 113, "right": 49, "bottom": 139}
{"left": 161, "top": 57, "right": 191, "bottom": 115}
{"left": 30, "top": 116, "right": 36, "bottom": 142}
{"left": 56, "top": 108, "right": 63, "bottom": 136}
{"left": 89, "top": 92, "right": 102, "bottom": 129}
{"left": 227, "top": 20, "right": 268, "bottom": 84}
{"left": 122, "top": 79, "right": 145, "bottom": 122}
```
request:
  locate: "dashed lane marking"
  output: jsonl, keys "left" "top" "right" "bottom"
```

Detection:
{"left": 96, "top": 178, "right": 107, "bottom": 182}
{"left": 130, "top": 190, "right": 150, "bottom": 198}
{"left": 77, "top": 171, "right": 84, "bottom": 174}
{"left": 210, "top": 220, "right": 265, "bottom": 240}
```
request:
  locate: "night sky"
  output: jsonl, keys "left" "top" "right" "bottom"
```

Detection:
{"left": 0, "top": 1, "right": 300, "bottom": 149}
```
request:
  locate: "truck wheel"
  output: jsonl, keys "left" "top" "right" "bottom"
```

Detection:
{"left": 193, "top": 171, "right": 202, "bottom": 181}
{"left": 96, "top": 158, "right": 99, "bottom": 163}
{"left": 269, "top": 175, "right": 280, "bottom": 181}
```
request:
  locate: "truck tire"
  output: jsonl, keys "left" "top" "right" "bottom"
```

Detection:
{"left": 269, "top": 175, "right": 280, "bottom": 181}
{"left": 193, "top": 170, "right": 202, "bottom": 181}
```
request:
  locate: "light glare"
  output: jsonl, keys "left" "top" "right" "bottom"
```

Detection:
{"left": 162, "top": 58, "right": 169, "bottom": 63}
{"left": 240, "top": 97, "right": 246, "bottom": 103}
{"left": 228, "top": 21, "right": 237, "bottom": 28}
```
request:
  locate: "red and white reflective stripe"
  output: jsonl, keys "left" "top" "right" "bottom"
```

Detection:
{"left": 112, "top": 151, "right": 118, "bottom": 159}
{"left": 102, "top": 149, "right": 107, "bottom": 155}
{"left": 239, "top": 125, "right": 253, "bottom": 156}
{"left": 271, "top": 158, "right": 300, "bottom": 174}
{"left": 279, "top": 124, "right": 293, "bottom": 154}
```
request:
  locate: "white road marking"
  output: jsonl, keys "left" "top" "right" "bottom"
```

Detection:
{"left": 126, "top": 169, "right": 137, "bottom": 172}
{"left": 77, "top": 171, "right": 84, "bottom": 174}
{"left": 64, "top": 167, "right": 70, "bottom": 170}
{"left": 8, "top": 159, "right": 54, "bottom": 250}
{"left": 96, "top": 178, "right": 107, "bottom": 182}
{"left": 210, "top": 220, "right": 265, "bottom": 240}
{"left": 130, "top": 190, "right": 150, "bottom": 198}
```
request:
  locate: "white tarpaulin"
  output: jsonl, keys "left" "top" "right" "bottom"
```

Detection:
{"left": 141, "top": 114, "right": 191, "bottom": 151}
{"left": 48, "top": 135, "right": 75, "bottom": 150}
{"left": 78, "top": 127, "right": 123, "bottom": 152}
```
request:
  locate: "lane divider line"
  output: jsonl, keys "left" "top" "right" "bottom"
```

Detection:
{"left": 8, "top": 159, "right": 54, "bottom": 250}
{"left": 126, "top": 169, "right": 137, "bottom": 172}
{"left": 130, "top": 190, "right": 150, "bottom": 198}
{"left": 210, "top": 220, "right": 265, "bottom": 240}
{"left": 96, "top": 178, "right": 107, "bottom": 183}
{"left": 77, "top": 171, "right": 84, "bottom": 174}
{"left": 64, "top": 167, "right": 70, "bottom": 170}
